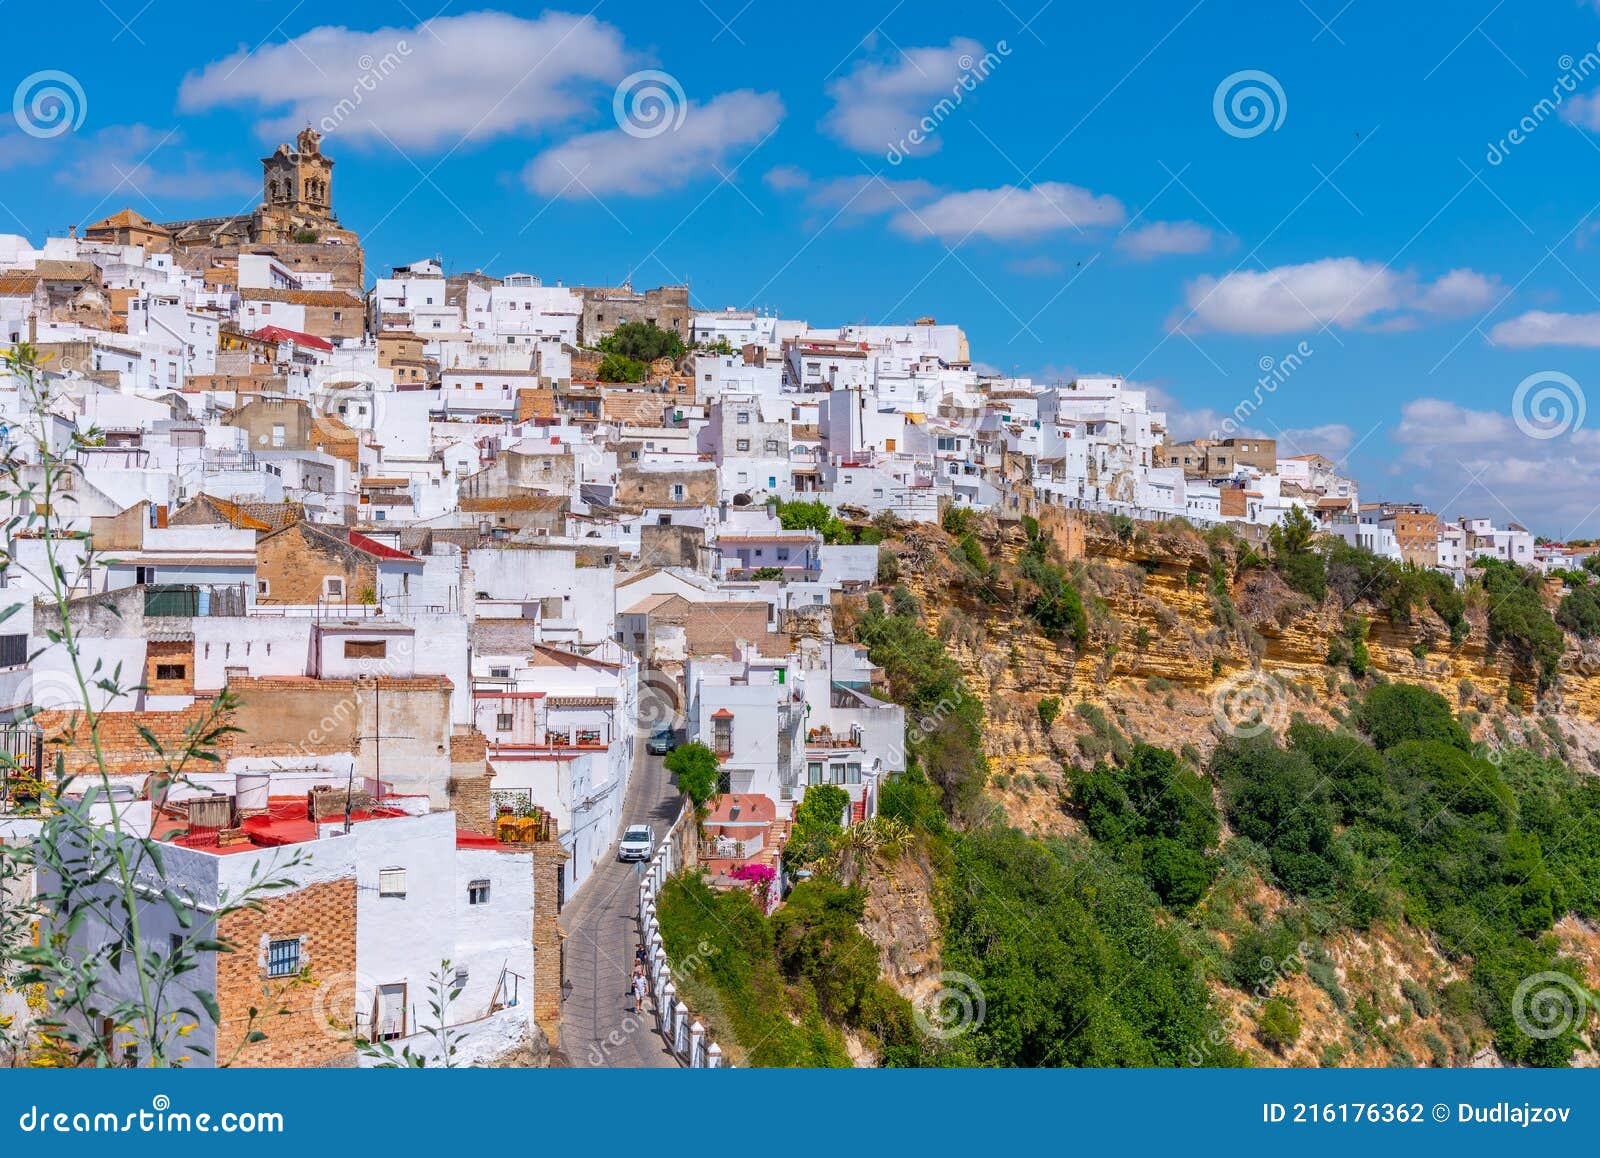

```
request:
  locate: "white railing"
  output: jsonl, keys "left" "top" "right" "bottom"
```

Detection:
{"left": 637, "top": 800, "right": 726, "bottom": 1069}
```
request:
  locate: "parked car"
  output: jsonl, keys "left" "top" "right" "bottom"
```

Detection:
{"left": 618, "top": 824, "right": 654, "bottom": 862}
{"left": 645, "top": 728, "right": 676, "bottom": 755}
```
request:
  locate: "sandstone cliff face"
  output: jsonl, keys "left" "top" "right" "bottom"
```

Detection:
{"left": 857, "top": 510, "right": 1600, "bottom": 1067}
{"left": 888, "top": 510, "right": 1600, "bottom": 810}
{"left": 856, "top": 847, "right": 945, "bottom": 1007}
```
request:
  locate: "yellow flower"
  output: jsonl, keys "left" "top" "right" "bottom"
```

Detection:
{"left": 178, "top": 1023, "right": 196, "bottom": 1037}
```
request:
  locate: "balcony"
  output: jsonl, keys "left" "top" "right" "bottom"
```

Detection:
{"left": 805, "top": 724, "right": 862, "bottom": 750}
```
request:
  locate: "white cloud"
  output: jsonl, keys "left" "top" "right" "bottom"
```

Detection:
{"left": 55, "top": 125, "right": 254, "bottom": 201}
{"left": 1175, "top": 257, "right": 1501, "bottom": 335}
{"left": 1394, "top": 398, "right": 1516, "bottom": 448}
{"left": 1277, "top": 423, "right": 1356, "bottom": 457}
{"left": 1561, "top": 90, "right": 1600, "bottom": 132}
{"left": 763, "top": 169, "right": 940, "bottom": 218}
{"left": 1116, "top": 220, "right": 1214, "bottom": 260}
{"left": 762, "top": 165, "right": 810, "bottom": 192}
{"left": 1488, "top": 309, "right": 1600, "bottom": 348}
{"left": 524, "top": 89, "right": 783, "bottom": 198}
{"left": 179, "top": 12, "right": 630, "bottom": 150}
{"left": 1413, "top": 267, "right": 1499, "bottom": 316}
{"left": 892, "top": 182, "right": 1125, "bottom": 242}
{"left": 1391, "top": 397, "right": 1600, "bottom": 530}
{"left": 823, "top": 37, "right": 991, "bottom": 156}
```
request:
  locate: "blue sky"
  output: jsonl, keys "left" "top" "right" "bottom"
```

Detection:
{"left": 5, "top": 1, "right": 1600, "bottom": 536}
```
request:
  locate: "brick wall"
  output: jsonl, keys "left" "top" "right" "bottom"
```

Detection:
{"left": 215, "top": 877, "right": 358, "bottom": 1067}
{"left": 530, "top": 842, "right": 568, "bottom": 1043}
{"left": 146, "top": 640, "right": 196, "bottom": 696}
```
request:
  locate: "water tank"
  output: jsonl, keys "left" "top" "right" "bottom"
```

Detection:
{"left": 236, "top": 771, "right": 271, "bottom": 811}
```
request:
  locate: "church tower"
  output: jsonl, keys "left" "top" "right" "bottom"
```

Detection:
{"left": 261, "top": 127, "right": 335, "bottom": 223}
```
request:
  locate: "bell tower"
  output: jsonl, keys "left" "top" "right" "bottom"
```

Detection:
{"left": 261, "top": 127, "right": 335, "bottom": 222}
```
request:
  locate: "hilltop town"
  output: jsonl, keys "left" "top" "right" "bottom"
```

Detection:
{"left": 0, "top": 135, "right": 1595, "bottom": 1071}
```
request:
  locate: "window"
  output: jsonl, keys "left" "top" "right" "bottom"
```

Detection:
{"left": 807, "top": 761, "right": 823, "bottom": 785}
{"left": 135, "top": 566, "right": 156, "bottom": 585}
{"left": 378, "top": 868, "right": 407, "bottom": 897}
{"left": 712, "top": 716, "right": 733, "bottom": 756}
{"left": 847, "top": 762, "right": 862, "bottom": 785}
{"left": 489, "top": 666, "right": 510, "bottom": 678}
{"left": 468, "top": 880, "right": 490, "bottom": 905}
{"left": 830, "top": 763, "right": 846, "bottom": 785}
{"left": 344, "top": 640, "right": 387, "bottom": 659}
{"left": 324, "top": 577, "right": 345, "bottom": 598}
{"left": 736, "top": 439, "right": 750, "bottom": 452}
{"left": 671, "top": 484, "right": 685, "bottom": 501}
{"left": 266, "top": 937, "right": 301, "bottom": 977}
{"left": 155, "top": 664, "right": 186, "bottom": 681}
{"left": 0, "top": 634, "right": 26, "bottom": 668}
{"left": 170, "top": 933, "right": 184, "bottom": 957}
{"left": 736, "top": 412, "right": 750, "bottom": 424}
{"left": 496, "top": 712, "right": 514, "bottom": 732}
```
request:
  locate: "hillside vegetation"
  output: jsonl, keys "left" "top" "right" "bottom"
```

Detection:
{"left": 659, "top": 508, "right": 1600, "bottom": 1067}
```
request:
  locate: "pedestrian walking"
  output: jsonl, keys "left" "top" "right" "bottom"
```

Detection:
{"left": 632, "top": 967, "right": 649, "bottom": 1013}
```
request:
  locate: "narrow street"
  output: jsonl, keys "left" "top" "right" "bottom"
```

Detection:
{"left": 554, "top": 739, "right": 681, "bottom": 1067}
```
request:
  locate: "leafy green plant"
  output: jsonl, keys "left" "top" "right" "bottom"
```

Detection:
{"left": 0, "top": 345, "right": 296, "bottom": 1067}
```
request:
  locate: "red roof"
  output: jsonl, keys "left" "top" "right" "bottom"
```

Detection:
{"left": 253, "top": 325, "right": 334, "bottom": 352}
{"left": 711, "top": 708, "right": 735, "bottom": 719}
{"left": 347, "top": 530, "right": 418, "bottom": 561}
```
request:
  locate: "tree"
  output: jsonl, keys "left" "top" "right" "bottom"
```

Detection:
{"left": 775, "top": 499, "right": 847, "bottom": 544}
{"left": 596, "top": 320, "right": 685, "bottom": 363}
{"left": 1268, "top": 506, "right": 1327, "bottom": 601}
{"left": 596, "top": 353, "right": 646, "bottom": 383}
{"left": 787, "top": 785, "right": 850, "bottom": 866}
{"left": 1356, "top": 683, "right": 1470, "bottom": 752}
{"left": 1257, "top": 996, "right": 1302, "bottom": 1053}
{"left": 664, "top": 742, "right": 721, "bottom": 813}
{"left": 1557, "top": 584, "right": 1600, "bottom": 639}
{"left": 1477, "top": 557, "right": 1565, "bottom": 688}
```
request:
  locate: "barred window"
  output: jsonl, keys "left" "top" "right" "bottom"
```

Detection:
{"left": 267, "top": 938, "right": 300, "bottom": 978}
{"left": 378, "top": 868, "right": 406, "bottom": 897}
{"left": 468, "top": 880, "right": 490, "bottom": 905}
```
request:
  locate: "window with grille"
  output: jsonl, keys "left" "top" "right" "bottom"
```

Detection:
{"left": 468, "top": 880, "right": 490, "bottom": 905}
{"left": 496, "top": 713, "right": 514, "bottom": 732}
{"left": 267, "top": 938, "right": 301, "bottom": 977}
{"left": 0, "top": 634, "right": 26, "bottom": 668}
{"left": 378, "top": 868, "right": 406, "bottom": 897}
{"left": 155, "top": 664, "right": 186, "bottom": 681}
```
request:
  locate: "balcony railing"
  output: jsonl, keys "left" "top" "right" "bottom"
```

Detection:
{"left": 805, "top": 725, "right": 863, "bottom": 750}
